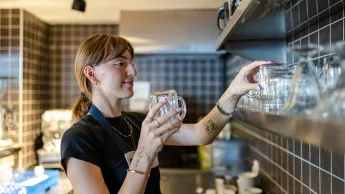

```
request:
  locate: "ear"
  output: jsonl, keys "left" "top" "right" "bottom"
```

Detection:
{"left": 83, "top": 66, "right": 97, "bottom": 85}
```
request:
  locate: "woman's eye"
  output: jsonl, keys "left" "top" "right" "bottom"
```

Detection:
{"left": 114, "top": 62, "right": 124, "bottom": 66}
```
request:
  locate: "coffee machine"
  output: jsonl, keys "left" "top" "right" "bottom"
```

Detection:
{"left": 0, "top": 77, "right": 15, "bottom": 146}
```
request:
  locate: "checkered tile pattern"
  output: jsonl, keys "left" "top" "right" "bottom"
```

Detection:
{"left": 228, "top": 1, "right": 345, "bottom": 193}
{"left": 134, "top": 54, "right": 224, "bottom": 123}
{"left": 49, "top": 24, "right": 118, "bottom": 109}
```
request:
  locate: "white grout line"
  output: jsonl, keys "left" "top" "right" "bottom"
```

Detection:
{"left": 319, "top": 144, "right": 321, "bottom": 193}
{"left": 287, "top": 0, "right": 343, "bottom": 33}
{"left": 331, "top": 149, "right": 333, "bottom": 194}
{"left": 309, "top": 142, "right": 312, "bottom": 194}
{"left": 286, "top": 0, "right": 304, "bottom": 13}
{"left": 18, "top": 8, "right": 24, "bottom": 171}
{"left": 287, "top": 52, "right": 336, "bottom": 66}
{"left": 301, "top": 138, "right": 303, "bottom": 194}
{"left": 250, "top": 145, "right": 318, "bottom": 194}
{"left": 287, "top": 16, "right": 344, "bottom": 46}
{"left": 234, "top": 123, "right": 345, "bottom": 182}
{"left": 259, "top": 167, "right": 289, "bottom": 194}
{"left": 293, "top": 138, "right": 296, "bottom": 194}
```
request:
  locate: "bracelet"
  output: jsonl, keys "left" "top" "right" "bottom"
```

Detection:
{"left": 127, "top": 169, "right": 150, "bottom": 177}
{"left": 216, "top": 100, "right": 236, "bottom": 117}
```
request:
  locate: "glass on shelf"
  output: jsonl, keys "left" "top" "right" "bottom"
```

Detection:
{"left": 312, "top": 42, "right": 345, "bottom": 119}
{"left": 279, "top": 44, "right": 323, "bottom": 115}
{"left": 246, "top": 63, "right": 291, "bottom": 113}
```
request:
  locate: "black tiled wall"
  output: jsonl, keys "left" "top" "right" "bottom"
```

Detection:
{"left": 228, "top": 1, "right": 345, "bottom": 194}
{"left": 22, "top": 10, "right": 50, "bottom": 169}
{"left": 49, "top": 24, "right": 118, "bottom": 109}
{"left": 134, "top": 54, "right": 223, "bottom": 123}
{"left": 0, "top": 8, "right": 21, "bottom": 168}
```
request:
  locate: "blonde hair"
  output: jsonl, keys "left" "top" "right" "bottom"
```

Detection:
{"left": 72, "top": 34, "right": 134, "bottom": 121}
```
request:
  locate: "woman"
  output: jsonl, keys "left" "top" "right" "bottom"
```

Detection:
{"left": 60, "top": 34, "right": 275, "bottom": 194}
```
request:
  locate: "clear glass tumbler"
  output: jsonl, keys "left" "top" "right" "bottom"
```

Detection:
{"left": 279, "top": 44, "right": 323, "bottom": 115}
{"left": 246, "top": 63, "right": 291, "bottom": 112}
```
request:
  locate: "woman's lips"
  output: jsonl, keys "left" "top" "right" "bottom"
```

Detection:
{"left": 123, "top": 81, "right": 133, "bottom": 86}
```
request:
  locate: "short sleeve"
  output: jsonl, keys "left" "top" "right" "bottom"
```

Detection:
{"left": 60, "top": 124, "right": 101, "bottom": 172}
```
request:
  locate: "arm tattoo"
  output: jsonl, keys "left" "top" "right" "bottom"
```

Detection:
{"left": 135, "top": 147, "right": 153, "bottom": 167}
{"left": 203, "top": 119, "right": 218, "bottom": 134}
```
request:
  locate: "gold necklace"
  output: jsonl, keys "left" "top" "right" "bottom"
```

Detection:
{"left": 111, "top": 116, "right": 137, "bottom": 150}
{"left": 111, "top": 116, "right": 133, "bottom": 137}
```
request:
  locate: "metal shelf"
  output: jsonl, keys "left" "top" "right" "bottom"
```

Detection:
{"left": 231, "top": 108, "right": 345, "bottom": 153}
{"left": 216, "top": 0, "right": 287, "bottom": 62}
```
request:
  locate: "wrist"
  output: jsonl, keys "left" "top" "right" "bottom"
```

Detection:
{"left": 219, "top": 94, "right": 240, "bottom": 109}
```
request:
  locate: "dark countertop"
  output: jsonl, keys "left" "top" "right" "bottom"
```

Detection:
{"left": 0, "top": 143, "right": 21, "bottom": 158}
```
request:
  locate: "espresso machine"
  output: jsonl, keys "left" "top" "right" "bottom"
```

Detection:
{"left": 0, "top": 77, "right": 15, "bottom": 146}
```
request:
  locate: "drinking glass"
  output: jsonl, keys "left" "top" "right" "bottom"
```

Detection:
{"left": 246, "top": 63, "right": 291, "bottom": 112}
{"left": 312, "top": 42, "right": 345, "bottom": 119}
{"left": 149, "top": 90, "right": 187, "bottom": 120}
{"left": 279, "top": 44, "right": 323, "bottom": 115}
{"left": 320, "top": 56, "right": 342, "bottom": 93}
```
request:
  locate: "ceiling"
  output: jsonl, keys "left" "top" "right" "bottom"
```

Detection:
{"left": 0, "top": 0, "right": 225, "bottom": 24}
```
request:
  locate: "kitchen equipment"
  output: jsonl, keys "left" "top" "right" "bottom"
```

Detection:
{"left": 149, "top": 90, "right": 186, "bottom": 121}
{"left": 279, "top": 44, "right": 323, "bottom": 115}
{"left": 39, "top": 109, "right": 72, "bottom": 168}
{"left": 11, "top": 170, "right": 60, "bottom": 194}
{"left": 0, "top": 77, "right": 15, "bottom": 146}
{"left": 243, "top": 187, "right": 263, "bottom": 194}
{"left": 217, "top": 1, "right": 230, "bottom": 30}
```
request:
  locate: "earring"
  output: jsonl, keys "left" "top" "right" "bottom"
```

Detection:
{"left": 94, "top": 79, "right": 101, "bottom": 85}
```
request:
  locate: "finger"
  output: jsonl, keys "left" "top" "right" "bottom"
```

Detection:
{"left": 144, "top": 99, "right": 168, "bottom": 124}
{"left": 247, "top": 70, "right": 258, "bottom": 83}
{"left": 244, "top": 83, "right": 262, "bottom": 92}
{"left": 151, "top": 117, "right": 182, "bottom": 135}
{"left": 156, "top": 108, "right": 182, "bottom": 126}
{"left": 243, "top": 61, "right": 277, "bottom": 72}
{"left": 161, "top": 123, "right": 183, "bottom": 141}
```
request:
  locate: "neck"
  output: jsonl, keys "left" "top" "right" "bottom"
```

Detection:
{"left": 92, "top": 91, "right": 122, "bottom": 117}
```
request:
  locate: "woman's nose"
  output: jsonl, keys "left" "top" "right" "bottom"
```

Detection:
{"left": 127, "top": 64, "right": 137, "bottom": 77}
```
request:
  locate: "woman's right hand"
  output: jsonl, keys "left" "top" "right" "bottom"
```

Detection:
{"left": 136, "top": 99, "right": 184, "bottom": 163}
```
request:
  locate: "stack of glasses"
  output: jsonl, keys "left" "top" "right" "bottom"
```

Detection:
{"left": 237, "top": 41, "right": 345, "bottom": 120}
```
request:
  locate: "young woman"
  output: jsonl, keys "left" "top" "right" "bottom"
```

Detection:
{"left": 60, "top": 34, "right": 275, "bottom": 194}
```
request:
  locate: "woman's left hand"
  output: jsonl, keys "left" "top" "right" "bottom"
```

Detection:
{"left": 218, "top": 61, "right": 277, "bottom": 112}
{"left": 223, "top": 61, "right": 277, "bottom": 99}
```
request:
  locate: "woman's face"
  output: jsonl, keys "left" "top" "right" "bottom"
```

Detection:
{"left": 93, "top": 50, "right": 137, "bottom": 99}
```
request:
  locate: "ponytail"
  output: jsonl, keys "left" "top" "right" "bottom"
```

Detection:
{"left": 72, "top": 93, "right": 92, "bottom": 122}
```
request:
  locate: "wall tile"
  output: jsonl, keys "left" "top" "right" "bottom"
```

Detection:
{"left": 333, "top": 176, "right": 345, "bottom": 194}
{"left": 320, "top": 171, "right": 331, "bottom": 194}
{"left": 331, "top": 19, "right": 344, "bottom": 43}
{"left": 332, "top": 152, "right": 344, "bottom": 179}
{"left": 308, "top": 0, "right": 318, "bottom": 20}
{"left": 320, "top": 148, "right": 331, "bottom": 171}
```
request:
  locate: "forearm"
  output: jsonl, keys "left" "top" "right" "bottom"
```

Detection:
{"left": 197, "top": 95, "right": 239, "bottom": 145}
{"left": 119, "top": 147, "right": 155, "bottom": 194}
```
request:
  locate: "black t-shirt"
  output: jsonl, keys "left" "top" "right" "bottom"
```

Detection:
{"left": 60, "top": 112, "right": 161, "bottom": 194}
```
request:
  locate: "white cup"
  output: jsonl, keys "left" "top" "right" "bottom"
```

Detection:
{"left": 237, "top": 172, "right": 257, "bottom": 194}
{"left": 243, "top": 187, "right": 263, "bottom": 194}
